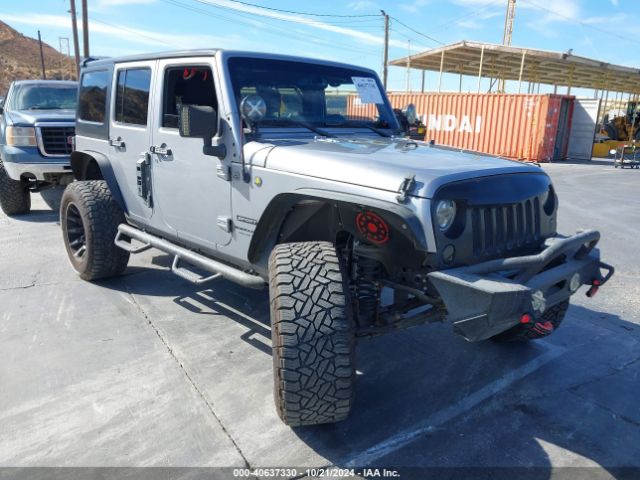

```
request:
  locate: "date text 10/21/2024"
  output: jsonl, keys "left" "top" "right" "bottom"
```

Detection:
{"left": 232, "top": 468, "right": 401, "bottom": 478}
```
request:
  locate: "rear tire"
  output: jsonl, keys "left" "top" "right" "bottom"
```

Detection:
{"left": 268, "top": 241, "right": 355, "bottom": 426}
{"left": 492, "top": 300, "right": 569, "bottom": 342}
{"left": 60, "top": 180, "right": 129, "bottom": 280}
{"left": 0, "top": 161, "right": 30, "bottom": 215}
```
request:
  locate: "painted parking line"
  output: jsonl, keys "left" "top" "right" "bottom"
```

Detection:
{"left": 344, "top": 341, "right": 567, "bottom": 466}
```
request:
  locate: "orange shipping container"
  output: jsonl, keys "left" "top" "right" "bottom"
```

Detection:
{"left": 347, "top": 93, "right": 574, "bottom": 162}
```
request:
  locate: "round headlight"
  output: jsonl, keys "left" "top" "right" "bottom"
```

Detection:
{"left": 435, "top": 200, "right": 456, "bottom": 231}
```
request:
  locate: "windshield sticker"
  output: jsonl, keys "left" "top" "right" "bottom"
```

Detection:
{"left": 351, "top": 76, "right": 384, "bottom": 105}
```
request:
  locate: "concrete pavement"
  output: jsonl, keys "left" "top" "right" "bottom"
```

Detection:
{"left": 0, "top": 159, "right": 639, "bottom": 476}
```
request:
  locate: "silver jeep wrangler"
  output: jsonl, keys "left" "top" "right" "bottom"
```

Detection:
{"left": 61, "top": 50, "right": 613, "bottom": 426}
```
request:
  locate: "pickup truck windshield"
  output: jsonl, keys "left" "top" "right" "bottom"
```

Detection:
{"left": 228, "top": 57, "right": 399, "bottom": 132}
{"left": 9, "top": 84, "right": 77, "bottom": 111}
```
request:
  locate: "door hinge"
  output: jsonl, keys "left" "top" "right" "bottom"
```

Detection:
{"left": 217, "top": 216, "right": 232, "bottom": 233}
{"left": 136, "top": 153, "right": 153, "bottom": 208}
{"left": 216, "top": 164, "right": 231, "bottom": 181}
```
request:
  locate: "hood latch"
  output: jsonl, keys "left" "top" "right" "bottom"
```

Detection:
{"left": 396, "top": 174, "right": 416, "bottom": 203}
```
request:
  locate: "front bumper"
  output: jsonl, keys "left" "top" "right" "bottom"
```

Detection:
{"left": 428, "top": 230, "right": 614, "bottom": 342}
{"left": 1, "top": 145, "right": 71, "bottom": 181}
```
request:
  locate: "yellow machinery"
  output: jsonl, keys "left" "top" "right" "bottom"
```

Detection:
{"left": 603, "top": 101, "right": 640, "bottom": 142}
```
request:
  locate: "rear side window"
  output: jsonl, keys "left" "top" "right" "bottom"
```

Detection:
{"left": 114, "top": 68, "right": 152, "bottom": 126}
{"left": 78, "top": 70, "right": 109, "bottom": 123}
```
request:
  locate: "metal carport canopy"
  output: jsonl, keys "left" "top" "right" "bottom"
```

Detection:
{"left": 389, "top": 40, "right": 640, "bottom": 93}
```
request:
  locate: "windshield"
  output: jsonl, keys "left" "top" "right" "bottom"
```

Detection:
{"left": 8, "top": 83, "right": 77, "bottom": 111}
{"left": 228, "top": 57, "right": 399, "bottom": 133}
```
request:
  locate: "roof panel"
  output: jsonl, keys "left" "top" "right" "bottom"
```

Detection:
{"left": 390, "top": 40, "right": 640, "bottom": 93}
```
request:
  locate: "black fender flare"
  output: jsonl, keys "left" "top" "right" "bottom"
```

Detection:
{"left": 70, "top": 150, "right": 128, "bottom": 214}
{"left": 248, "top": 188, "right": 428, "bottom": 265}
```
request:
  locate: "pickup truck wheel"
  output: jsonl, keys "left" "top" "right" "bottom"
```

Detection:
{"left": 492, "top": 300, "right": 569, "bottom": 342}
{"left": 0, "top": 161, "right": 31, "bottom": 215}
{"left": 60, "top": 180, "right": 129, "bottom": 281}
{"left": 268, "top": 241, "right": 355, "bottom": 426}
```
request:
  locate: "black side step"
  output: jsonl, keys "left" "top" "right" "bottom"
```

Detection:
{"left": 114, "top": 224, "right": 266, "bottom": 289}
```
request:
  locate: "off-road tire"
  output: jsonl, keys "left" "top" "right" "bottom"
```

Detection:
{"left": 493, "top": 300, "right": 570, "bottom": 342}
{"left": 0, "top": 161, "right": 30, "bottom": 215}
{"left": 269, "top": 241, "right": 355, "bottom": 426}
{"left": 60, "top": 180, "right": 129, "bottom": 281}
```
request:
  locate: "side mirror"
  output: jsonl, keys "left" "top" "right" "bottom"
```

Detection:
{"left": 178, "top": 104, "right": 218, "bottom": 140}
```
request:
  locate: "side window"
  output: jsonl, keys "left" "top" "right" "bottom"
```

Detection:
{"left": 114, "top": 68, "right": 151, "bottom": 126}
{"left": 78, "top": 70, "right": 109, "bottom": 123}
{"left": 162, "top": 66, "right": 216, "bottom": 128}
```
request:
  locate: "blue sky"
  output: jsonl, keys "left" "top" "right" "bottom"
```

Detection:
{"left": 2, "top": 0, "right": 638, "bottom": 94}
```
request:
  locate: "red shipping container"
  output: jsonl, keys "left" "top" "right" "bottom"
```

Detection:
{"left": 347, "top": 93, "right": 574, "bottom": 162}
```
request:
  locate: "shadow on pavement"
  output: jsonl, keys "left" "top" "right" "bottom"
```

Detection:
{"left": 100, "top": 256, "right": 640, "bottom": 474}
{"left": 9, "top": 210, "right": 59, "bottom": 223}
{"left": 550, "top": 158, "right": 614, "bottom": 167}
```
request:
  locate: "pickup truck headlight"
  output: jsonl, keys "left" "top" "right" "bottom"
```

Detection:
{"left": 435, "top": 200, "right": 457, "bottom": 231}
{"left": 6, "top": 126, "right": 37, "bottom": 147}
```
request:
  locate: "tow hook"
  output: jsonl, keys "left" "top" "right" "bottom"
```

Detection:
{"left": 586, "top": 279, "right": 601, "bottom": 298}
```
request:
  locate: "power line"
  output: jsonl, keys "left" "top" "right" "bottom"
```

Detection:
{"left": 158, "top": 0, "right": 381, "bottom": 56}
{"left": 219, "top": 0, "right": 379, "bottom": 17}
{"left": 389, "top": 16, "right": 444, "bottom": 45}
{"left": 89, "top": 17, "right": 175, "bottom": 47}
{"left": 188, "top": 0, "right": 378, "bottom": 28}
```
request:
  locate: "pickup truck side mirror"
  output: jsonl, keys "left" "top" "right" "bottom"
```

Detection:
{"left": 178, "top": 104, "right": 218, "bottom": 140}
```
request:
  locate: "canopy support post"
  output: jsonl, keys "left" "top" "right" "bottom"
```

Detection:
{"left": 517, "top": 50, "right": 526, "bottom": 94}
{"left": 438, "top": 50, "right": 445, "bottom": 93}
{"left": 477, "top": 45, "right": 485, "bottom": 94}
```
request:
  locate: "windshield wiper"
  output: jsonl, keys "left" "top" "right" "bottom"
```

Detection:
{"left": 327, "top": 121, "right": 395, "bottom": 138}
{"left": 28, "top": 106, "right": 64, "bottom": 110}
{"left": 259, "top": 118, "right": 333, "bottom": 137}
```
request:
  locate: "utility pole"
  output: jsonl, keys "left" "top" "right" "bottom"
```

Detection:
{"left": 381, "top": 10, "right": 389, "bottom": 90}
{"left": 81, "top": 0, "right": 90, "bottom": 59}
{"left": 37, "top": 31, "right": 47, "bottom": 79}
{"left": 59, "top": 37, "right": 71, "bottom": 80}
{"left": 69, "top": 0, "right": 81, "bottom": 77}
{"left": 498, "top": 0, "right": 516, "bottom": 92}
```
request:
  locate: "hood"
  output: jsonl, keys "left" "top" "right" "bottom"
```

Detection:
{"left": 6, "top": 109, "right": 76, "bottom": 125}
{"left": 256, "top": 136, "right": 545, "bottom": 199}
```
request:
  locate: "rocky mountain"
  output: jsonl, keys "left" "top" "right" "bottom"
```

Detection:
{"left": 0, "top": 20, "right": 77, "bottom": 95}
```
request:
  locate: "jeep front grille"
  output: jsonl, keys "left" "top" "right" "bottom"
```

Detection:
{"left": 471, "top": 197, "right": 541, "bottom": 258}
{"left": 37, "top": 125, "right": 74, "bottom": 156}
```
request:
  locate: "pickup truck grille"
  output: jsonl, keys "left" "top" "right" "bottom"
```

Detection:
{"left": 37, "top": 125, "right": 74, "bottom": 156}
{"left": 471, "top": 197, "right": 541, "bottom": 258}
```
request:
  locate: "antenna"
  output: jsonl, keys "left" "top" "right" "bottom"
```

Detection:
{"left": 502, "top": 0, "right": 516, "bottom": 47}
{"left": 499, "top": 0, "right": 516, "bottom": 92}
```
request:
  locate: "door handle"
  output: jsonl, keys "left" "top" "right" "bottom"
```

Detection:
{"left": 109, "top": 137, "right": 125, "bottom": 148}
{"left": 150, "top": 145, "right": 172, "bottom": 156}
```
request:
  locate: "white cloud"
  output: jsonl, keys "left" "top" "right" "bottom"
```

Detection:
{"left": 520, "top": 0, "right": 581, "bottom": 24}
{"left": 609, "top": 0, "right": 619, "bottom": 5}
{"left": 347, "top": 0, "right": 377, "bottom": 11}
{"left": 450, "top": 0, "right": 498, "bottom": 5}
{"left": 456, "top": 19, "right": 482, "bottom": 29}
{"left": 192, "top": 0, "right": 426, "bottom": 50}
{"left": 0, "top": 12, "right": 246, "bottom": 51}
{"left": 399, "top": 0, "right": 430, "bottom": 13}
{"left": 96, "top": 0, "right": 156, "bottom": 6}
